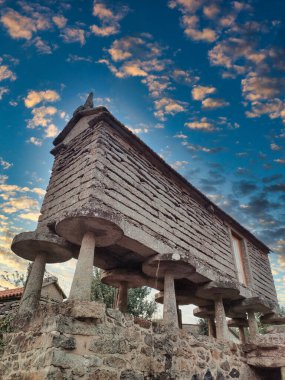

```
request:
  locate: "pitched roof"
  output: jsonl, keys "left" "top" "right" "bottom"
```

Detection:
{"left": 0, "top": 287, "right": 24, "bottom": 301}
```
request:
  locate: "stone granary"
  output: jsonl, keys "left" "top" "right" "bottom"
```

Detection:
{"left": 7, "top": 94, "right": 285, "bottom": 379}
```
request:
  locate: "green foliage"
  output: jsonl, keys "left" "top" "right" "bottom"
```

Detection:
{"left": 256, "top": 312, "right": 267, "bottom": 334}
{"left": 127, "top": 287, "right": 157, "bottom": 319}
{"left": 91, "top": 268, "right": 157, "bottom": 319}
{"left": 198, "top": 318, "right": 208, "bottom": 335}
{"left": 91, "top": 268, "right": 115, "bottom": 308}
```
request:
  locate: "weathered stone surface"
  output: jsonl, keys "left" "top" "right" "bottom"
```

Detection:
{"left": 69, "top": 300, "right": 105, "bottom": 320}
{"left": 120, "top": 370, "right": 144, "bottom": 380}
{"left": 1, "top": 299, "right": 282, "bottom": 380}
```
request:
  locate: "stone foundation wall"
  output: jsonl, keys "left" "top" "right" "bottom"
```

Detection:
{"left": 0, "top": 301, "right": 261, "bottom": 380}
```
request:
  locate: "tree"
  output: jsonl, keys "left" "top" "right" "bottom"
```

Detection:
{"left": 91, "top": 268, "right": 115, "bottom": 308}
{"left": 198, "top": 318, "right": 208, "bottom": 335}
{"left": 91, "top": 268, "right": 157, "bottom": 319}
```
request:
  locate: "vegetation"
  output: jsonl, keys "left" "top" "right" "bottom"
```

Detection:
{"left": 91, "top": 268, "right": 157, "bottom": 319}
{"left": 198, "top": 318, "right": 208, "bottom": 335}
{"left": 0, "top": 314, "right": 14, "bottom": 350}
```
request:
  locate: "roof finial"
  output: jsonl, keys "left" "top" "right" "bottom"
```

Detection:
{"left": 73, "top": 92, "right": 94, "bottom": 116}
{"left": 84, "top": 92, "right": 94, "bottom": 109}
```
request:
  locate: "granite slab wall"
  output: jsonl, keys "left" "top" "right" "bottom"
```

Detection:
{"left": 0, "top": 302, "right": 262, "bottom": 380}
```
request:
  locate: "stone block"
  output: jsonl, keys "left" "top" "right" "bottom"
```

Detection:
{"left": 120, "top": 370, "right": 144, "bottom": 380}
{"left": 89, "top": 369, "right": 118, "bottom": 380}
{"left": 69, "top": 301, "right": 106, "bottom": 320}
{"left": 89, "top": 337, "right": 129, "bottom": 354}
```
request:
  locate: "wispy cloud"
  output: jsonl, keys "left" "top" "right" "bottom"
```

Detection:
{"left": 60, "top": 27, "right": 85, "bottom": 45}
{"left": 1, "top": 7, "right": 50, "bottom": 40}
{"left": 91, "top": 1, "right": 129, "bottom": 37}
{"left": 0, "top": 157, "right": 13, "bottom": 170}
{"left": 24, "top": 90, "right": 60, "bottom": 108}
{"left": 154, "top": 97, "right": 188, "bottom": 120}
{"left": 192, "top": 85, "right": 216, "bottom": 100}
{"left": 202, "top": 97, "right": 229, "bottom": 109}
{"left": 185, "top": 117, "right": 216, "bottom": 131}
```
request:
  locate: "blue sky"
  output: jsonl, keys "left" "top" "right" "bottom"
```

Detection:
{"left": 0, "top": 0, "right": 284, "bottom": 310}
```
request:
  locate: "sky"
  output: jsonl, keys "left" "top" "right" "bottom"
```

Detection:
{"left": 0, "top": 0, "right": 284, "bottom": 321}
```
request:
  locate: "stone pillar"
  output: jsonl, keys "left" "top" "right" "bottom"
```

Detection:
{"left": 18, "top": 252, "right": 46, "bottom": 316}
{"left": 247, "top": 310, "right": 258, "bottom": 342}
{"left": 208, "top": 317, "right": 216, "bottom": 338}
{"left": 117, "top": 281, "right": 128, "bottom": 313}
{"left": 69, "top": 231, "right": 96, "bottom": 301}
{"left": 177, "top": 306, "right": 182, "bottom": 329}
{"left": 239, "top": 327, "right": 246, "bottom": 344}
{"left": 281, "top": 367, "right": 285, "bottom": 380}
{"left": 214, "top": 295, "right": 228, "bottom": 340}
{"left": 163, "top": 273, "right": 178, "bottom": 327}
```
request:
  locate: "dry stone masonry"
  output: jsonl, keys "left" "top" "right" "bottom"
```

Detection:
{"left": 2, "top": 94, "right": 285, "bottom": 379}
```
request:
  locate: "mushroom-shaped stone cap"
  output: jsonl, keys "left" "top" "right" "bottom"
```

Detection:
{"left": 260, "top": 313, "right": 285, "bottom": 325}
{"left": 155, "top": 291, "right": 210, "bottom": 307}
{"left": 230, "top": 297, "right": 273, "bottom": 314}
{"left": 193, "top": 306, "right": 215, "bottom": 318}
{"left": 227, "top": 318, "right": 248, "bottom": 327}
{"left": 101, "top": 269, "right": 163, "bottom": 290}
{"left": 142, "top": 253, "right": 195, "bottom": 280}
{"left": 11, "top": 231, "right": 75, "bottom": 263}
{"left": 56, "top": 212, "right": 123, "bottom": 247}
{"left": 196, "top": 281, "right": 240, "bottom": 300}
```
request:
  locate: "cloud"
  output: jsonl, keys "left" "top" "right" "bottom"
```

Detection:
{"left": 0, "top": 157, "right": 13, "bottom": 170}
{"left": 91, "top": 1, "right": 129, "bottom": 37}
{"left": 154, "top": 97, "right": 188, "bottom": 120}
{"left": 182, "top": 141, "right": 224, "bottom": 153}
{"left": 52, "top": 15, "right": 67, "bottom": 29}
{"left": 174, "top": 133, "right": 188, "bottom": 139}
{"left": 24, "top": 90, "right": 60, "bottom": 108}
{"left": 202, "top": 97, "right": 229, "bottom": 108}
{"left": 185, "top": 117, "right": 216, "bottom": 131}
{"left": 2, "top": 196, "right": 39, "bottom": 214}
{"left": 192, "top": 85, "right": 216, "bottom": 100}
{"left": 90, "top": 25, "right": 118, "bottom": 37}
{"left": 171, "top": 69, "right": 199, "bottom": 85}
{"left": 108, "top": 36, "right": 162, "bottom": 62}
{"left": 274, "top": 159, "right": 285, "bottom": 165}
{"left": 141, "top": 75, "right": 172, "bottom": 98}
{"left": 127, "top": 127, "right": 149, "bottom": 134}
{"left": 28, "top": 37, "right": 53, "bottom": 55}
{"left": 181, "top": 15, "right": 217, "bottom": 42}
{"left": 233, "top": 180, "right": 258, "bottom": 196}
{"left": 0, "top": 87, "right": 9, "bottom": 100}
{"left": 1, "top": 8, "right": 50, "bottom": 40}
{"left": 27, "top": 106, "right": 57, "bottom": 128}
{"left": 270, "top": 143, "right": 282, "bottom": 151}
{"left": 27, "top": 136, "right": 43, "bottom": 146}
{"left": 203, "top": 4, "right": 220, "bottom": 19}
{"left": 208, "top": 37, "right": 266, "bottom": 77}
{"left": 245, "top": 99, "right": 285, "bottom": 121}
{"left": 61, "top": 27, "right": 85, "bottom": 45}
{"left": 0, "top": 64, "right": 16, "bottom": 81}
{"left": 66, "top": 54, "right": 93, "bottom": 63}
{"left": 168, "top": 0, "right": 204, "bottom": 13}
{"left": 242, "top": 72, "right": 285, "bottom": 102}
{"left": 18, "top": 212, "right": 40, "bottom": 222}
{"left": 44, "top": 124, "right": 58, "bottom": 138}
{"left": 171, "top": 160, "right": 189, "bottom": 170}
